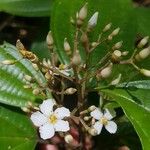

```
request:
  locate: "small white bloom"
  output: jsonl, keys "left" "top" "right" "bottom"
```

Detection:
{"left": 90, "top": 108, "right": 117, "bottom": 134}
{"left": 31, "top": 99, "right": 70, "bottom": 140}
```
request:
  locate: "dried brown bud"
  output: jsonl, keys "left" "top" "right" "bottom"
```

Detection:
{"left": 16, "top": 39, "right": 25, "bottom": 51}
{"left": 45, "top": 71, "right": 52, "bottom": 80}
{"left": 72, "top": 50, "right": 81, "bottom": 65}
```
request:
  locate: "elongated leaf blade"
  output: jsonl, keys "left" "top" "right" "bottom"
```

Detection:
{"left": 101, "top": 87, "right": 150, "bottom": 150}
{"left": 0, "top": 42, "right": 47, "bottom": 107}
{"left": 0, "top": 106, "right": 37, "bottom": 150}
{"left": 0, "top": 0, "right": 52, "bottom": 17}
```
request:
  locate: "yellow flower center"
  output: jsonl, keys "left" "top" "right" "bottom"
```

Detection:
{"left": 100, "top": 117, "right": 108, "bottom": 125}
{"left": 49, "top": 114, "right": 57, "bottom": 124}
{"left": 59, "top": 64, "right": 66, "bottom": 70}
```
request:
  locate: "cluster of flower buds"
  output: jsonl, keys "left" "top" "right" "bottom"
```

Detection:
{"left": 2, "top": 2, "right": 149, "bottom": 147}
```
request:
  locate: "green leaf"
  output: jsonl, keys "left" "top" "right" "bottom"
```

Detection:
{"left": 51, "top": 0, "right": 136, "bottom": 64}
{"left": 0, "top": 106, "right": 37, "bottom": 150}
{"left": 31, "top": 41, "right": 50, "bottom": 59}
{"left": 0, "top": 42, "right": 47, "bottom": 107}
{"left": 118, "top": 80, "right": 150, "bottom": 90}
{"left": 136, "top": 7, "right": 150, "bottom": 36}
{"left": 0, "top": 0, "right": 52, "bottom": 17}
{"left": 101, "top": 81, "right": 150, "bottom": 150}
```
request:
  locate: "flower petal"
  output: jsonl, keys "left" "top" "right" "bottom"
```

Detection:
{"left": 105, "top": 121, "right": 117, "bottom": 134}
{"left": 90, "top": 108, "right": 103, "bottom": 120}
{"left": 104, "top": 109, "right": 113, "bottom": 120}
{"left": 30, "top": 111, "right": 48, "bottom": 127}
{"left": 54, "top": 107, "right": 70, "bottom": 119}
{"left": 39, "top": 123, "right": 55, "bottom": 140}
{"left": 93, "top": 121, "right": 103, "bottom": 134}
{"left": 54, "top": 120, "right": 70, "bottom": 132}
{"left": 40, "top": 99, "right": 55, "bottom": 116}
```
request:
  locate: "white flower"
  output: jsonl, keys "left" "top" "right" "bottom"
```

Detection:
{"left": 90, "top": 108, "right": 117, "bottom": 134}
{"left": 31, "top": 99, "right": 70, "bottom": 140}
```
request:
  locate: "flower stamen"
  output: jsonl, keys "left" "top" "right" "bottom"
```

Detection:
{"left": 100, "top": 117, "right": 108, "bottom": 125}
{"left": 49, "top": 114, "right": 57, "bottom": 124}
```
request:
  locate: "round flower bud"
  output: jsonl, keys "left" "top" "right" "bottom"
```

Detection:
{"left": 84, "top": 116, "right": 91, "bottom": 121}
{"left": 72, "top": 50, "right": 81, "bottom": 65}
{"left": 64, "top": 38, "right": 71, "bottom": 55}
{"left": 113, "top": 41, "right": 123, "bottom": 50}
{"left": 88, "top": 105, "right": 96, "bottom": 111}
{"left": 1, "top": 60, "right": 16, "bottom": 65}
{"left": 64, "top": 134, "right": 74, "bottom": 144}
{"left": 110, "top": 74, "right": 122, "bottom": 85}
{"left": 21, "top": 107, "right": 30, "bottom": 113}
{"left": 46, "top": 31, "right": 54, "bottom": 48}
{"left": 111, "top": 27, "right": 120, "bottom": 37}
{"left": 88, "top": 128, "right": 97, "bottom": 136}
{"left": 80, "top": 32, "right": 88, "bottom": 44}
{"left": 91, "top": 42, "right": 98, "bottom": 48}
{"left": 121, "top": 51, "right": 129, "bottom": 56}
{"left": 103, "top": 23, "right": 112, "bottom": 32}
{"left": 140, "top": 69, "right": 150, "bottom": 77}
{"left": 78, "top": 3, "right": 88, "bottom": 20}
{"left": 32, "top": 63, "right": 39, "bottom": 71}
{"left": 108, "top": 35, "right": 113, "bottom": 41}
{"left": 23, "top": 84, "right": 31, "bottom": 89}
{"left": 32, "top": 88, "right": 40, "bottom": 95}
{"left": 65, "top": 88, "right": 77, "bottom": 95}
{"left": 24, "top": 75, "right": 32, "bottom": 82}
{"left": 88, "top": 12, "right": 99, "bottom": 29}
{"left": 112, "top": 50, "right": 122, "bottom": 62}
{"left": 100, "top": 63, "right": 113, "bottom": 78}
{"left": 45, "top": 71, "right": 52, "bottom": 80}
{"left": 135, "top": 47, "right": 150, "bottom": 61}
{"left": 137, "top": 36, "right": 149, "bottom": 48}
